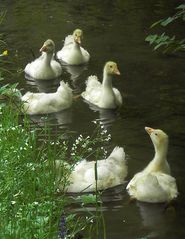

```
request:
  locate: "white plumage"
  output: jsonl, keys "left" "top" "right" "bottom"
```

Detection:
{"left": 56, "top": 146, "right": 127, "bottom": 193}
{"left": 25, "top": 39, "right": 62, "bottom": 80}
{"left": 127, "top": 127, "right": 178, "bottom": 203}
{"left": 57, "top": 29, "right": 90, "bottom": 65}
{"left": 81, "top": 61, "right": 122, "bottom": 109}
{"left": 22, "top": 81, "right": 72, "bottom": 114}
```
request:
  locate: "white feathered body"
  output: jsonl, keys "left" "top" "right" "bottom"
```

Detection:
{"left": 22, "top": 81, "right": 72, "bottom": 114}
{"left": 126, "top": 170, "right": 178, "bottom": 203}
{"left": 57, "top": 35, "right": 90, "bottom": 65}
{"left": 57, "top": 147, "right": 127, "bottom": 193}
{"left": 81, "top": 75, "right": 122, "bottom": 109}
{"left": 25, "top": 53, "right": 62, "bottom": 80}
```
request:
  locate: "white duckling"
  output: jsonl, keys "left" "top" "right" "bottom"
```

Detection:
{"left": 127, "top": 127, "right": 178, "bottom": 203}
{"left": 56, "top": 29, "right": 90, "bottom": 65}
{"left": 56, "top": 146, "right": 127, "bottom": 193}
{"left": 81, "top": 61, "right": 122, "bottom": 109}
{"left": 25, "top": 39, "right": 62, "bottom": 80}
{"left": 22, "top": 81, "right": 72, "bottom": 114}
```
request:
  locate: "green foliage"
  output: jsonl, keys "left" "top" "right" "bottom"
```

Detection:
{"left": 145, "top": 33, "right": 185, "bottom": 53}
{"left": 0, "top": 97, "right": 109, "bottom": 238}
{"left": 145, "top": 4, "right": 185, "bottom": 54}
{"left": 0, "top": 105, "right": 66, "bottom": 238}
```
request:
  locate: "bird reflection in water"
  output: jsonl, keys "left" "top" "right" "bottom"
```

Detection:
{"left": 86, "top": 101, "right": 120, "bottom": 129}
{"left": 137, "top": 201, "right": 175, "bottom": 238}
{"left": 62, "top": 65, "right": 87, "bottom": 94}
{"left": 25, "top": 75, "right": 61, "bottom": 93}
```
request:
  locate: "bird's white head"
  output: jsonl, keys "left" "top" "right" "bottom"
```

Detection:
{"left": 145, "top": 127, "right": 168, "bottom": 148}
{"left": 73, "top": 29, "right": 83, "bottom": 45}
{"left": 40, "top": 39, "right": 55, "bottom": 53}
{"left": 104, "top": 61, "right": 120, "bottom": 76}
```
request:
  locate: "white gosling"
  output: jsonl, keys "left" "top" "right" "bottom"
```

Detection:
{"left": 22, "top": 81, "right": 72, "bottom": 114}
{"left": 127, "top": 127, "right": 178, "bottom": 203}
{"left": 57, "top": 146, "right": 127, "bottom": 193}
{"left": 57, "top": 29, "right": 90, "bottom": 65}
{"left": 81, "top": 61, "right": 122, "bottom": 109}
{"left": 25, "top": 39, "right": 62, "bottom": 80}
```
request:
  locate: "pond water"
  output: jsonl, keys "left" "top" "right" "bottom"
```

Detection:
{"left": 1, "top": 0, "right": 185, "bottom": 238}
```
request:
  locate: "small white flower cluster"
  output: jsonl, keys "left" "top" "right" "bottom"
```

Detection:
{"left": 100, "top": 146, "right": 108, "bottom": 158}
{"left": 71, "top": 135, "right": 91, "bottom": 156}
{"left": 26, "top": 162, "right": 36, "bottom": 171}
{"left": 5, "top": 125, "right": 25, "bottom": 133}
{"left": 93, "top": 120, "right": 112, "bottom": 142}
{"left": 50, "top": 140, "right": 60, "bottom": 146}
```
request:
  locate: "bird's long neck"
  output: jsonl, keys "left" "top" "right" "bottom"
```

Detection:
{"left": 72, "top": 41, "right": 82, "bottom": 54}
{"left": 153, "top": 141, "right": 168, "bottom": 163}
{"left": 42, "top": 52, "right": 53, "bottom": 66}
{"left": 102, "top": 71, "right": 113, "bottom": 90}
{"left": 145, "top": 137, "right": 170, "bottom": 174}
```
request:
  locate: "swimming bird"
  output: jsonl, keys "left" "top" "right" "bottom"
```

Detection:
{"left": 126, "top": 127, "right": 178, "bottom": 203}
{"left": 57, "top": 29, "right": 90, "bottom": 65}
{"left": 56, "top": 146, "right": 127, "bottom": 193}
{"left": 81, "top": 61, "right": 122, "bottom": 109}
{"left": 22, "top": 81, "right": 72, "bottom": 114}
{"left": 25, "top": 39, "right": 62, "bottom": 80}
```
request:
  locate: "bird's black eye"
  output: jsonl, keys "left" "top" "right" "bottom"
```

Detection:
{"left": 110, "top": 65, "right": 113, "bottom": 68}
{"left": 155, "top": 133, "right": 158, "bottom": 136}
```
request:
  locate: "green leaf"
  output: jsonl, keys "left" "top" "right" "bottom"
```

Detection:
{"left": 176, "top": 4, "right": 185, "bottom": 10}
{"left": 161, "top": 17, "right": 174, "bottom": 26}
{"left": 154, "top": 42, "right": 166, "bottom": 50}
{"left": 77, "top": 194, "right": 97, "bottom": 204}
{"left": 150, "top": 19, "right": 163, "bottom": 28}
{"left": 145, "top": 34, "right": 158, "bottom": 44}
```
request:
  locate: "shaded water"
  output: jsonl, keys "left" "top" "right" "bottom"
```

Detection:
{"left": 1, "top": 0, "right": 185, "bottom": 238}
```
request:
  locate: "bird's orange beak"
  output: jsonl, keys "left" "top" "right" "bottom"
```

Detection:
{"left": 145, "top": 127, "right": 155, "bottom": 135}
{"left": 75, "top": 36, "right": 81, "bottom": 44}
{"left": 40, "top": 45, "right": 47, "bottom": 52}
{"left": 114, "top": 66, "right": 121, "bottom": 75}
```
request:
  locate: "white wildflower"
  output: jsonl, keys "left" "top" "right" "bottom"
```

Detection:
{"left": 75, "top": 139, "right": 80, "bottom": 144}
{"left": 92, "top": 120, "right": 98, "bottom": 124}
{"left": 88, "top": 148, "right": 92, "bottom": 152}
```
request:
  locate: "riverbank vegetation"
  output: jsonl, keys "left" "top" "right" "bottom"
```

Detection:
{"left": 0, "top": 90, "right": 110, "bottom": 238}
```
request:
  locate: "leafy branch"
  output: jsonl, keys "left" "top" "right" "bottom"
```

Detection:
{"left": 145, "top": 4, "right": 185, "bottom": 54}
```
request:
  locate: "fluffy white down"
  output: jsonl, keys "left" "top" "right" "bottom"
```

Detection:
{"left": 57, "top": 146, "right": 127, "bottom": 193}
{"left": 25, "top": 40, "right": 62, "bottom": 80}
{"left": 22, "top": 81, "right": 73, "bottom": 114}
{"left": 57, "top": 30, "right": 90, "bottom": 65}
{"left": 127, "top": 127, "right": 178, "bottom": 203}
{"left": 81, "top": 61, "right": 122, "bottom": 109}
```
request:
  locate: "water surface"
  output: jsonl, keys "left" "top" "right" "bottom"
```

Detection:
{"left": 1, "top": 0, "right": 185, "bottom": 238}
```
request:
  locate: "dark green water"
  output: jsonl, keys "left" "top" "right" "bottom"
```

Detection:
{"left": 1, "top": 0, "right": 185, "bottom": 238}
